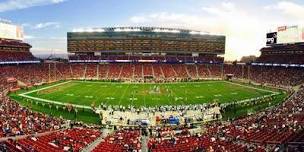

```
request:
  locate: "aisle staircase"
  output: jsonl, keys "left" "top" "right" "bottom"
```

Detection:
{"left": 80, "top": 128, "right": 114, "bottom": 152}
{"left": 97, "top": 64, "right": 99, "bottom": 80}
{"left": 83, "top": 64, "right": 87, "bottom": 79}
{"left": 195, "top": 65, "right": 199, "bottom": 78}
{"left": 141, "top": 135, "right": 149, "bottom": 152}
{"left": 185, "top": 65, "right": 191, "bottom": 78}
{"left": 160, "top": 66, "right": 165, "bottom": 78}
{"left": 207, "top": 65, "right": 212, "bottom": 77}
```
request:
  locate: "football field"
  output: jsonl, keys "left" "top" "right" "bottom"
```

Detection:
{"left": 18, "top": 80, "right": 276, "bottom": 108}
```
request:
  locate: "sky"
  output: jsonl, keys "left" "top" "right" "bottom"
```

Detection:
{"left": 1, "top": 0, "right": 304, "bottom": 60}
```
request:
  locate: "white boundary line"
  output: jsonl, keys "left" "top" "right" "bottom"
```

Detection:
{"left": 19, "top": 80, "right": 92, "bottom": 110}
{"left": 19, "top": 94, "right": 92, "bottom": 109}
{"left": 223, "top": 81, "right": 278, "bottom": 94}
{"left": 20, "top": 81, "right": 72, "bottom": 95}
{"left": 17, "top": 80, "right": 280, "bottom": 110}
{"left": 220, "top": 81, "right": 281, "bottom": 107}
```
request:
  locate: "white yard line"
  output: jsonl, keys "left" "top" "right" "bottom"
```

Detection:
{"left": 118, "top": 84, "right": 130, "bottom": 105}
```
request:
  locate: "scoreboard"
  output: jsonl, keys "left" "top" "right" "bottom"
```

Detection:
{"left": 277, "top": 25, "right": 303, "bottom": 44}
{"left": 0, "top": 22, "right": 24, "bottom": 40}
{"left": 267, "top": 25, "right": 304, "bottom": 45}
{"left": 266, "top": 32, "right": 277, "bottom": 45}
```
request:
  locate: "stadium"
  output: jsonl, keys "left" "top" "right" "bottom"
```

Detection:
{"left": 0, "top": 3, "right": 304, "bottom": 152}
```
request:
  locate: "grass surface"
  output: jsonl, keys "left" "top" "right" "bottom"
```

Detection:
{"left": 222, "top": 92, "right": 287, "bottom": 120}
{"left": 23, "top": 80, "right": 273, "bottom": 107}
{"left": 9, "top": 80, "right": 286, "bottom": 125}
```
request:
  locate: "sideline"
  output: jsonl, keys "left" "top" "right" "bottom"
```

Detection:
{"left": 224, "top": 81, "right": 278, "bottom": 94}
{"left": 19, "top": 80, "right": 92, "bottom": 109}
{"left": 19, "top": 93, "right": 92, "bottom": 109}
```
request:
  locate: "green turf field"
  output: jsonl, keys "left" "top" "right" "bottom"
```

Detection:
{"left": 18, "top": 80, "right": 276, "bottom": 108}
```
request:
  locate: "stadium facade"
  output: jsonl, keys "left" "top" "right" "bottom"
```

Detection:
{"left": 0, "top": 21, "right": 39, "bottom": 64}
{"left": 68, "top": 27, "right": 225, "bottom": 64}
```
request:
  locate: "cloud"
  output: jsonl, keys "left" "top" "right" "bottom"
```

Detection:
{"left": 33, "top": 22, "right": 60, "bottom": 29}
{"left": 22, "top": 22, "right": 61, "bottom": 29}
{"left": 24, "top": 36, "right": 67, "bottom": 56}
{"left": 128, "top": 1, "right": 304, "bottom": 61}
{"left": 0, "top": 0, "right": 67, "bottom": 12}
{"left": 202, "top": 1, "right": 236, "bottom": 16}
{"left": 24, "top": 35, "right": 37, "bottom": 39}
{"left": 31, "top": 47, "right": 66, "bottom": 54}
{"left": 128, "top": 2, "right": 267, "bottom": 60}
{"left": 264, "top": 1, "right": 304, "bottom": 22}
{"left": 130, "top": 12, "right": 207, "bottom": 30}
{"left": 24, "top": 35, "right": 66, "bottom": 40}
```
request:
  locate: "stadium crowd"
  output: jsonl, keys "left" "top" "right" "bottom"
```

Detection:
{"left": 0, "top": 95, "right": 62, "bottom": 138}
{"left": 0, "top": 61, "right": 303, "bottom": 151}
{"left": 93, "top": 128, "right": 141, "bottom": 152}
{"left": 257, "top": 44, "right": 304, "bottom": 64}
{"left": 147, "top": 85, "right": 304, "bottom": 152}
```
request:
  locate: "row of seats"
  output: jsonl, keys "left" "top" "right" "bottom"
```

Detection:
{"left": 0, "top": 128, "right": 101, "bottom": 152}
{"left": 0, "top": 39, "right": 36, "bottom": 62}
{"left": 0, "top": 51, "right": 37, "bottom": 62}
{"left": 69, "top": 55, "right": 224, "bottom": 63}
{"left": 92, "top": 129, "right": 140, "bottom": 152}
{"left": 1, "top": 63, "right": 304, "bottom": 88}
{"left": 257, "top": 44, "right": 304, "bottom": 64}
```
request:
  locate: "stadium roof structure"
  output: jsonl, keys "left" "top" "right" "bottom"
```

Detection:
{"left": 67, "top": 26, "right": 226, "bottom": 62}
{"left": 72, "top": 26, "right": 219, "bottom": 36}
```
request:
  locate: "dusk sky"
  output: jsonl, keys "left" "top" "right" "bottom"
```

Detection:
{"left": 1, "top": 0, "right": 304, "bottom": 60}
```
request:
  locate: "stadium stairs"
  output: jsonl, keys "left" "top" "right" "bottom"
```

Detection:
{"left": 81, "top": 128, "right": 114, "bottom": 152}
{"left": 81, "top": 134, "right": 105, "bottom": 152}
{"left": 141, "top": 134, "right": 149, "bottom": 152}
